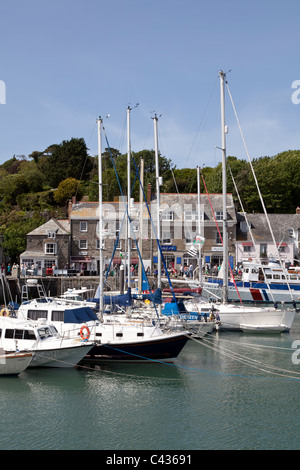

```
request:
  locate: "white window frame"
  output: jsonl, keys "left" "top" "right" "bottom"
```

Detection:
{"left": 79, "top": 239, "right": 88, "bottom": 249}
{"left": 45, "top": 243, "right": 57, "bottom": 254}
{"left": 80, "top": 221, "right": 88, "bottom": 232}
{"left": 161, "top": 210, "right": 174, "bottom": 221}
{"left": 184, "top": 210, "right": 199, "bottom": 222}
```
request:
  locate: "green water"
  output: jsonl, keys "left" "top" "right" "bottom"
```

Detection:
{"left": 1, "top": 315, "right": 300, "bottom": 450}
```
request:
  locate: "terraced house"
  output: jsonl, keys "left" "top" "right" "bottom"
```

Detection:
{"left": 20, "top": 192, "right": 237, "bottom": 276}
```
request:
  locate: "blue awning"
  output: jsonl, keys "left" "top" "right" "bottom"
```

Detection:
{"left": 64, "top": 307, "right": 98, "bottom": 324}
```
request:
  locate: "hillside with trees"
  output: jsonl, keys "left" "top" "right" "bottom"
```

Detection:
{"left": 0, "top": 136, "right": 299, "bottom": 262}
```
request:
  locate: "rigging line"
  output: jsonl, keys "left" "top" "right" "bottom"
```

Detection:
{"left": 227, "top": 163, "right": 276, "bottom": 303}
{"left": 76, "top": 362, "right": 181, "bottom": 381}
{"left": 226, "top": 82, "right": 295, "bottom": 303}
{"left": 184, "top": 76, "right": 219, "bottom": 169}
{"left": 193, "top": 336, "right": 300, "bottom": 379}
{"left": 201, "top": 170, "right": 243, "bottom": 303}
{"left": 203, "top": 334, "right": 295, "bottom": 353}
{"left": 201, "top": 335, "right": 300, "bottom": 376}
{"left": 103, "top": 131, "right": 161, "bottom": 316}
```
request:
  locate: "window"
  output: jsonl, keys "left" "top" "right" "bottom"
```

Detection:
{"left": 162, "top": 231, "right": 171, "bottom": 244}
{"left": 216, "top": 231, "right": 223, "bottom": 244}
{"left": 48, "top": 231, "right": 56, "bottom": 239}
{"left": 161, "top": 210, "right": 174, "bottom": 221}
{"left": 215, "top": 211, "right": 223, "bottom": 221}
{"left": 27, "top": 309, "right": 48, "bottom": 321}
{"left": 243, "top": 245, "right": 252, "bottom": 253}
{"left": 51, "top": 310, "right": 64, "bottom": 322}
{"left": 14, "top": 329, "right": 24, "bottom": 340}
{"left": 79, "top": 239, "right": 88, "bottom": 249}
{"left": 44, "top": 259, "right": 55, "bottom": 269}
{"left": 260, "top": 244, "right": 267, "bottom": 257}
{"left": 115, "top": 221, "right": 121, "bottom": 250}
{"left": 45, "top": 243, "right": 57, "bottom": 254}
{"left": 80, "top": 221, "right": 88, "bottom": 232}
{"left": 184, "top": 210, "right": 199, "bottom": 221}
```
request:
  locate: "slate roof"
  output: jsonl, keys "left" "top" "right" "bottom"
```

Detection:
{"left": 237, "top": 212, "right": 300, "bottom": 242}
{"left": 27, "top": 218, "right": 70, "bottom": 236}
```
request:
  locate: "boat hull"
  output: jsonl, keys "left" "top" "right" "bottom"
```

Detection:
{"left": 201, "top": 279, "right": 300, "bottom": 304}
{"left": 215, "top": 306, "right": 296, "bottom": 331}
{"left": 0, "top": 352, "right": 33, "bottom": 375}
{"left": 80, "top": 333, "right": 189, "bottom": 363}
{"left": 29, "top": 343, "right": 94, "bottom": 368}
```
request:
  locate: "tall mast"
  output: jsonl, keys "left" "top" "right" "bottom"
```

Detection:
{"left": 97, "top": 116, "right": 104, "bottom": 319}
{"left": 127, "top": 106, "right": 132, "bottom": 313}
{"left": 219, "top": 70, "right": 228, "bottom": 302}
{"left": 197, "top": 166, "right": 202, "bottom": 283}
{"left": 153, "top": 114, "right": 161, "bottom": 315}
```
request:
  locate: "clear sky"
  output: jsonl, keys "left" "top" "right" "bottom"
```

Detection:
{"left": 1, "top": 0, "right": 300, "bottom": 169}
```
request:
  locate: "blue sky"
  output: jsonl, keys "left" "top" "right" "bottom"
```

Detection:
{"left": 1, "top": 0, "right": 300, "bottom": 169}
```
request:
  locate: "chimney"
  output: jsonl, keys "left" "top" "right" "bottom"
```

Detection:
{"left": 147, "top": 183, "right": 151, "bottom": 205}
{"left": 68, "top": 196, "right": 76, "bottom": 222}
{"left": 296, "top": 207, "right": 300, "bottom": 215}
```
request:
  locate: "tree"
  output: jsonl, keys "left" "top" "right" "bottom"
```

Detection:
{"left": 41, "top": 138, "right": 92, "bottom": 187}
{"left": 1, "top": 212, "right": 46, "bottom": 262}
{"left": 54, "top": 178, "right": 83, "bottom": 205}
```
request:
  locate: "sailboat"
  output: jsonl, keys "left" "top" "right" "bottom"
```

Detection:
{"left": 186, "top": 70, "right": 297, "bottom": 332}
{"left": 80, "top": 114, "right": 190, "bottom": 362}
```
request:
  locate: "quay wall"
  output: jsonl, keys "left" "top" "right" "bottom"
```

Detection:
{"left": 2, "top": 274, "right": 188, "bottom": 305}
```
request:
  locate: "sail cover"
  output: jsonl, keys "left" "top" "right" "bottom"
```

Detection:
{"left": 64, "top": 307, "right": 99, "bottom": 324}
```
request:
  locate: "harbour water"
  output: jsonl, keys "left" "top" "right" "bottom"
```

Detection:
{"left": 1, "top": 311, "right": 300, "bottom": 451}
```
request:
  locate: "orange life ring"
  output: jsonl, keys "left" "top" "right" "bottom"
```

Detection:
{"left": 80, "top": 325, "right": 90, "bottom": 341}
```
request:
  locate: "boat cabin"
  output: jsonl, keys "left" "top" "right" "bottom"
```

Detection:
{"left": 242, "top": 261, "right": 300, "bottom": 284}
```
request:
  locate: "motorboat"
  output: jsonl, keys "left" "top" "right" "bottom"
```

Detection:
{"left": 0, "top": 350, "right": 33, "bottom": 376}
{"left": 0, "top": 315, "right": 94, "bottom": 368}
{"left": 198, "top": 261, "right": 300, "bottom": 305}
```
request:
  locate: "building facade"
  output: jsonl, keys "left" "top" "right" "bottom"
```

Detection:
{"left": 68, "top": 192, "right": 237, "bottom": 275}
{"left": 20, "top": 218, "right": 70, "bottom": 275}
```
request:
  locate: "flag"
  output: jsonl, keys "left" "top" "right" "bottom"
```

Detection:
{"left": 193, "top": 235, "right": 205, "bottom": 245}
{"left": 187, "top": 246, "right": 198, "bottom": 258}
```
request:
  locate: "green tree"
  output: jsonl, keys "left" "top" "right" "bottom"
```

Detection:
{"left": 54, "top": 178, "right": 83, "bottom": 205}
{"left": 42, "top": 138, "right": 92, "bottom": 187}
{"left": 1, "top": 212, "right": 46, "bottom": 261}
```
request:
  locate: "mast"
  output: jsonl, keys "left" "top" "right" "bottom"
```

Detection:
{"left": 97, "top": 116, "right": 104, "bottom": 319}
{"left": 127, "top": 106, "right": 132, "bottom": 314}
{"left": 197, "top": 166, "right": 202, "bottom": 283}
{"left": 153, "top": 114, "right": 162, "bottom": 315}
{"left": 138, "top": 158, "right": 144, "bottom": 294}
{"left": 219, "top": 70, "right": 228, "bottom": 303}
